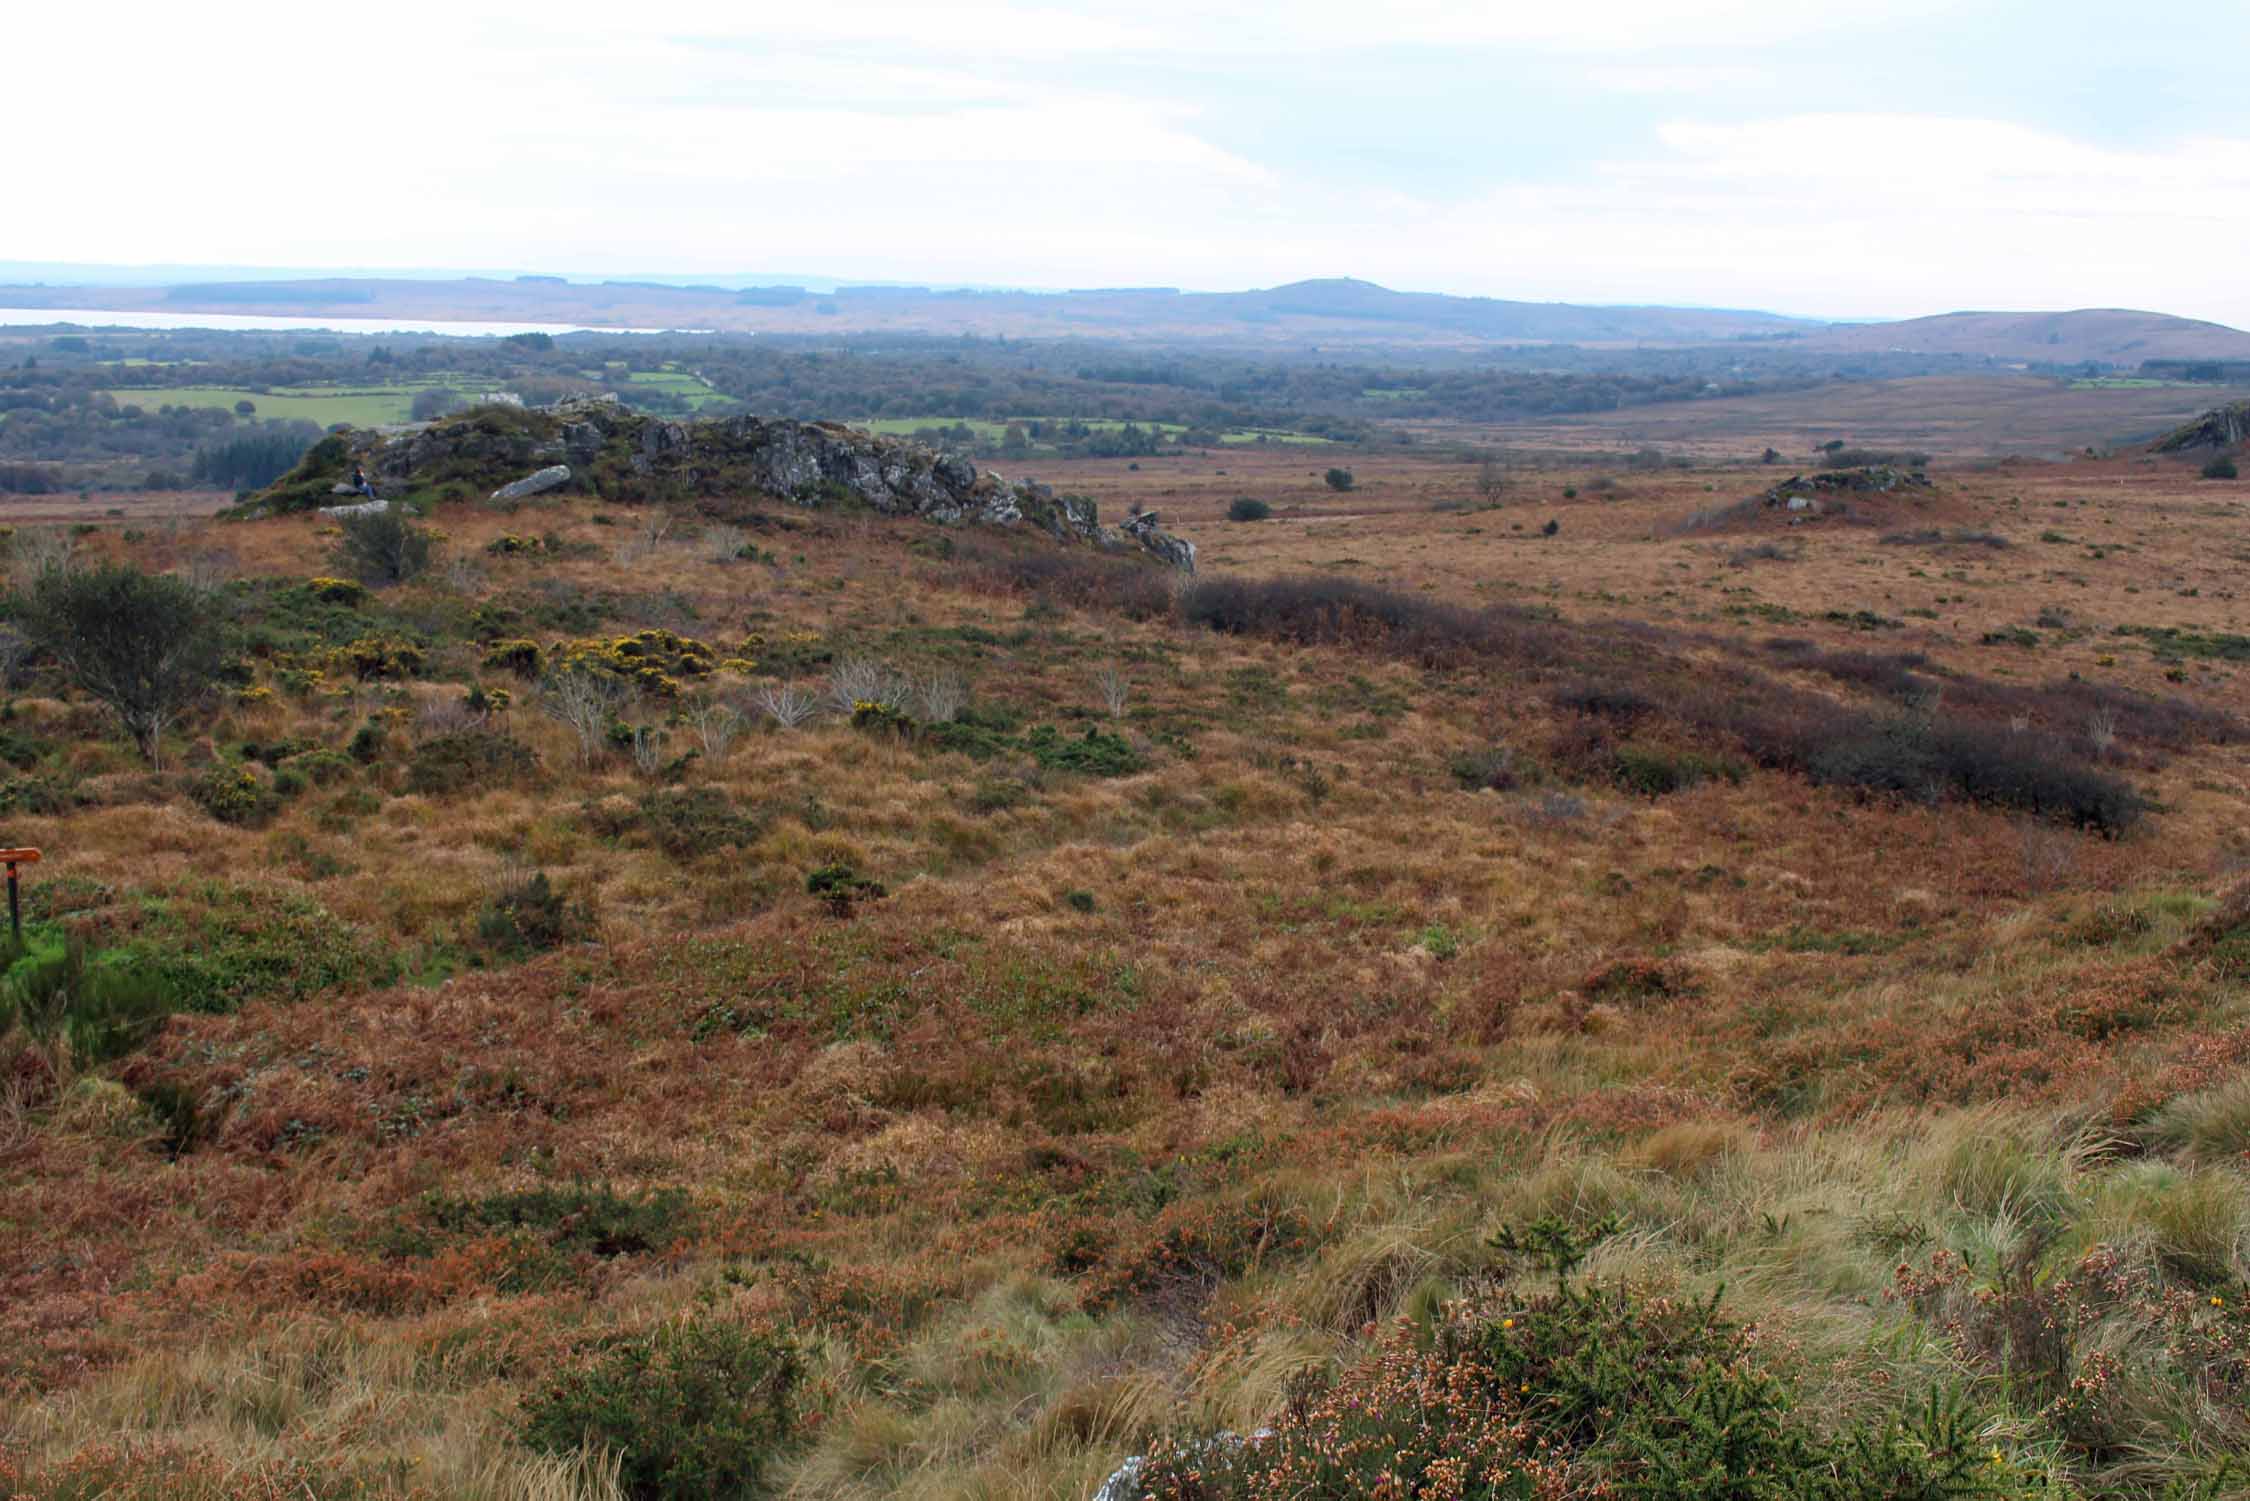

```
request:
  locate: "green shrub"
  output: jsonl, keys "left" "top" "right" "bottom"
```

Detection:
{"left": 1, "top": 938, "right": 179, "bottom": 1068}
{"left": 118, "top": 883, "right": 393, "bottom": 1011}
{"left": 1026, "top": 724, "right": 1143, "bottom": 777}
{"left": 1323, "top": 467, "right": 1355, "bottom": 492}
{"left": 476, "top": 870, "right": 594, "bottom": 958}
{"left": 630, "top": 787, "right": 762, "bottom": 859}
{"left": 517, "top": 1318, "right": 800, "bottom": 1501}
{"left": 806, "top": 863, "right": 885, "bottom": 917}
{"left": 333, "top": 507, "right": 435, "bottom": 586}
{"left": 406, "top": 732, "right": 541, "bottom": 796}
{"left": 20, "top": 563, "right": 224, "bottom": 767}
{"left": 279, "top": 748, "right": 357, "bottom": 787}
{"left": 423, "top": 1184, "right": 693, "bottom": 1257}
{"left": 1227, "top": 496, "right": 1272, "bottom": 522}
{"left": 2201, "top": 455, "right": 2238, "bottom": 480}
{"left": 1611, "top": 743, "right": 1746, "bottom": 796}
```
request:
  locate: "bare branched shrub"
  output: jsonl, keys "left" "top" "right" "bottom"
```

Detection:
{"left": 0, "top": 625, "right": 30, "bottom": 691}
{"left": 8, "top": 527, "right": 77, "bottom": 593}
{"left": 756, "top": 680, "right": 820, "bottom": 729}
{"left": 2020, "top": 820, "right": 2077, "bottom": 894}
{"left": 629, "top": 725, "right": 665, "bottom": 778}
{"left": 178, "top": 548, "right": 239, "bottom": 594}
{"left": 691, "top": 698, "right": 746, "bottom": 759}
{"left": 440, "top": 556, "right": 486, "bottom": 594}
{"left": 2087, "top": 709, "right": 2119, "bottom": 760}
{"left": 1095, "top": 663, "right": 1130, "bottom": 719}
{"left": 415, "top": 695, "right": 482, "bottom": 740}
{"left": 827, "top": 657, "right": 905, "bottom": 715}
{"left": 703, "top": 524, "right": 747, "bottom": 564}
{"left": 914, "top": 671, "right": 967, "bottom": 725}
{"left": 613, "top": 512, "right": 674, "bottom": 566}
{"left": 539, "top": 669, "right": 629, "bottom": 766}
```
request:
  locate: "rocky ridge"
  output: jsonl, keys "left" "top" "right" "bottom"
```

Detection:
{"left": 258, "top": 396, "right": 1195, "bottom": 571}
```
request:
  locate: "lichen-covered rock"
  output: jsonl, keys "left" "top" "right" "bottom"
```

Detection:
{"left": 491, "top": 465, "right": 572, "bottom": 501}
{"left": 1761, "top": 466, "right": 1931, "bottom": 508}
{"left": 277, "top": 397, "right": 1199, "bottom": 569}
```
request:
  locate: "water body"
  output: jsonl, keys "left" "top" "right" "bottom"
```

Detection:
{"left": 0, "top": 307, "right": 709, "bottom": 337}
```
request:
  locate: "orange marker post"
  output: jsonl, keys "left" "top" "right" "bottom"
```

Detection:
{"left": 0, "top": 848, "right": 40, "bottom": 943}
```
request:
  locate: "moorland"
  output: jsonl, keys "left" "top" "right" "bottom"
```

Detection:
{"left": 0, "top": 320, "right": 2249, "bottom": 1500}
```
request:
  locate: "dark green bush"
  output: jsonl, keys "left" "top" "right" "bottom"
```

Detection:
{"left": 806, "top": 863, "right": 885, "bottom": 917}
{"left": 333, "top": 507, "right": 435, "bottom": 586}
{"left": 1612, "top": 744, "right": 1746, "bottom": 797}
{"left": 424, "top": 1184, "right": 693, "bottom": 1257}
{"left": 629, "top": 787, "right": 762, "bottom": 859}
{"left": 20, "top": 563, "right": 225, "bottom": 766}
{"left": 1, "top": 938, "right": 178, "bottom": 1067}
{"left": 406, "top": 732, "right": 541, "bottom": 796}
{"left": 2201, "top": 455, "right": 2238, "bottom": 480}
{"left": 1323, "top": 467, "right": 1355, "bottom": 492}
{"left": 476, "top": 871, "right": 594, "bottom": 958}
{"left": 517, "top": 1318, "right": 800, "bottom": 1501}
{"left": 1026, "top": 724, "right": 1143, "bottom": 777}
{"left": 1227, "top": 496, "right": 1272, "bottom": 522}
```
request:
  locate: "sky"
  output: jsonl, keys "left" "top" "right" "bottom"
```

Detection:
{"left": 19, "top": 0, "right": 2250, "bottom": 326}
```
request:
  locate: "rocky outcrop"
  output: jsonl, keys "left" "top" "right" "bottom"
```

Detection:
{"left": 1761, "top": 466, "right": 1931, "bottom": 507}
{"left": 2154, "top": 401, "right": 2250, "bottom": 452}
{"left": 298, "top": 396, "right": 1197, "bottom": 569}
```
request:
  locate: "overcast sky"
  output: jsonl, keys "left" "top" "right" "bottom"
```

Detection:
{"left": 22, "top": 1, "right": 2250, "bottom": 325}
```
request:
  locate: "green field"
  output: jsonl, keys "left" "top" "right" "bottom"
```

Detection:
{"left": 103, "top": 380, "right": 509, "bottom": 427}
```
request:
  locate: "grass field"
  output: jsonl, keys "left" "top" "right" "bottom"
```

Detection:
{"left": 101, "top": 379, "right": 510, "bottom": 427}
{"left": 2, "top": 404, "right": 2250, "bottom": 1498}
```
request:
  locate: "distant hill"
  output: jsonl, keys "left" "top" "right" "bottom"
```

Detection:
{"left": 8, "top": 274, "right": 2250, "bottom": 366}
{"left": 1801, "top": 308, "right": 2250, "bottom": 365}
{"left": 0, "top": 274, "right": 1820, "bottom": 348}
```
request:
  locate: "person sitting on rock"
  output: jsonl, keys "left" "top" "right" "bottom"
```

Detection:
{"left": 349, "top": 464, "right": 379, "bottom": 501}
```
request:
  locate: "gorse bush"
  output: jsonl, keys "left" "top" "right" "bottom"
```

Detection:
{"left": 517, "top": 1317, "right": 800, "bottom": 1501}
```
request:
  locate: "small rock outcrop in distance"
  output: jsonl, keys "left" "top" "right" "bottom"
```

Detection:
{"left": 243, "top": 396, "right": 1197, "bottom": 571}
{"left": 2153, "top": 400, "right": 2250, "bottom": 452}
{"left": 1761, "top": 466, "right": 1932, "bottom": 508}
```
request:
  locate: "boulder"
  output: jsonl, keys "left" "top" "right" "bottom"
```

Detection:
{"left": 491, "top": 465, "right": 572, "bottom": 501}
{"left": 318, "top": 498, "right": 391, "bottom": 519}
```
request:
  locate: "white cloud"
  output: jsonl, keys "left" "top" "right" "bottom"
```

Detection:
{"left": 14, "top": 4, "right": 2250, "bottom": 327}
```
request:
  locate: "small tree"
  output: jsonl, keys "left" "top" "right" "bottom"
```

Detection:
{"left": 1227, "top": 496, "right": 1272, "bottom": 522}
{"left": 1474, "top": 453, "right": 1507, "bottom": 501}
{"left": 2202, "top": 454, "right": 2238, "bottom": 480}
{"left": 1323, "top": 467, "right": 1355, "bottom": 492}
{"left": 21, "top": 564, "right": 224, "bottom": 767}
{"left": 410, "top": 387, "right": 466, "bottom": 422}
{"left": 334, "top": 506, "right": 434, "bottom": 585}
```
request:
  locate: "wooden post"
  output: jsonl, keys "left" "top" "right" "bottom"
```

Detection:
{"left": 0, "top": 849, "right": 41, "bottom": 945}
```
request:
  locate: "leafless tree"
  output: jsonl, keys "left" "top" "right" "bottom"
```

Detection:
{"left": 828, "top": 656, "right": 905, "bottom": 715}
{"left": 755, "top": 680, "right": 820, "bottom": 729}
{"left": 690, "top": 697, "right": 746, "bottom": 759}
{"left": 539, "top": 669, "right": 629, "bottom": 765}
{"left": 914, "top": 671, "right": 967, "bottom": 724}
{"left": 1094, "top": 663, "right": 1130, "bottom": 719}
